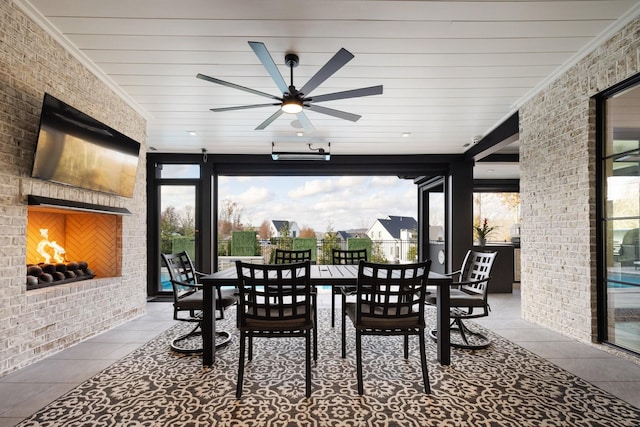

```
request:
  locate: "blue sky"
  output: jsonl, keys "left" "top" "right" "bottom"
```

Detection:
{"left": 217, "top": 176, "right": 418, "bottom": 233}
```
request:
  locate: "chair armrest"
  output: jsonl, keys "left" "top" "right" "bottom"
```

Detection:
{"left": 445, "top": 269, "right": 462, "bottom": 277}
{"left": 456, "top": 276, "right": 491, "bottom": 287}
{"left": 172, "top": 279, "right": 202, "bottom": 290}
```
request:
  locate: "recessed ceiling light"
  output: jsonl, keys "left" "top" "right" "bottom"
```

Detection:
{"left": 188, "top": 131, "right": 197, "bottom": 136}
{"left": 297, "top": 132, "right": 304, "bottom": 137}
{"left": 402, "top": 132, "right": 411, "bottom": 138}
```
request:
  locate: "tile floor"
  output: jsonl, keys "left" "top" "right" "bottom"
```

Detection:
{"left": 0, "top": 286, "right": 639, "bottom": 426}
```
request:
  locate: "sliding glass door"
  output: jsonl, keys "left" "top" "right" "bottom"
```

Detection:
{"left": 600, "top": 77, "right": 640, "bottom": 355}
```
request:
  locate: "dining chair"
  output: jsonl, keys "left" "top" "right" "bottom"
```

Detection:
{"left": 272, "top": 248, "right": 317, "bottom": 356}
{"left": 235, "top": 260, "right": 316, "bottom": 398}
{"left": 273, "top": 248, "right": 312, "bottom": 264}
{"left": 332, "top": 248, "right": 368, "bottom": 328}
{"left": 342, "top": 260, "right": 432, "bottom": 395}
{"left": 161, "top": 251, "right": 237, "bottom": 354}
{"left": 426, "top": 250, "right": 497, "bottom": 349}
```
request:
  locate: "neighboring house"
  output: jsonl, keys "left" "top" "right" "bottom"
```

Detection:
{"left": 367, "top": 216, "right": 418, "bottom": 263}
{"left": 269, "top": 220, "right": 301, "bottom": 238}
{"left": 336, "top": 229, "right": 368, "bottom": 249}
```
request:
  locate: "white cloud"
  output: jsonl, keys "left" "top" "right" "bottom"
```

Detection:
{"left": 288, "top": 179, "right": 335, "bottom": 198}
{"left": 217, "top": 176, "right": 416, "bottom": 232}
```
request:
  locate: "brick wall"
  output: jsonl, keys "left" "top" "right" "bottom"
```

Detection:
{"left": 0, "top": 1, "right": 147, "bottom": 375}
{"left": 519, "top": 18, "right": 640, "bottom": 342}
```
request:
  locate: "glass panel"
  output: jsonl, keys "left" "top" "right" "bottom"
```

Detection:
{"left": 602, "top": 81, "right": 640, "bottom": 355}
{"left": 473, "top": 193, "right": 521, "bottom": 243}
{"left": 605, "top": 172, "right": 640, "bottom": 218}
{"left": 428, "top": 190, "right": 446, "bottom": 274}
{"left": 159, "top": 185, "right": 196, "bottom": 292}
{"left": 159, "top": 164, "right": 200, "bottom": 179}
{"left": 605, "top": 85, "right": 640, "bottom": 156}
{"left": 216, "top": 175, "right": 417, "bottom": 272}
{"left": 607, "top": 219, "right": 640, "bottom": 273}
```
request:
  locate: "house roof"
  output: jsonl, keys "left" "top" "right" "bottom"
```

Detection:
{"left": 373, "top": 216, "right": 418, "bottom": 239}
{"left": 271, "top": 220, "right": 290, "bottom": 231}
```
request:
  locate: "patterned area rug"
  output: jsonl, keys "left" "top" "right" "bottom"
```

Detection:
{"left": 17, "top": 308, "right": 640, "bottom": 427}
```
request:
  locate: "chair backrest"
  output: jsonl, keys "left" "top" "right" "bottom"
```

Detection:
{"left": 332, "top": 248, "right": 368, "bottom": 264}
{"left": 274, "top": 248, "right": 311, "bottom": 264}
{"left": 235, "top": 260, "right": 313, "bottom": 327}
{"left": 354, "top": 260, "right": 431, "bottom": 327}
{"left": 458, "top": 250, "right": 498, "bottom": 298}
{"left": 161, "top": 251, "right": 199, "bottom": 301}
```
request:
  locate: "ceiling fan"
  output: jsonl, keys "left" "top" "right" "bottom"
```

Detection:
{"left": 196, "top": 41, "right": 383, "bottom": 132}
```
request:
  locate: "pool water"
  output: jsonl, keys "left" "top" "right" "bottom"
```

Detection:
{"left": 607, "top": 272, "right": 640, "bottom": 288}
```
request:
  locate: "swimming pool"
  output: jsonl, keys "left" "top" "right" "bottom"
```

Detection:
{"left": 607, "top": 272, "right": 640, "bottom": 288}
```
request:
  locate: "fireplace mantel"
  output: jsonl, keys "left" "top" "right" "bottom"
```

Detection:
{"left": 28, "top": 195, "right": 132, "bottom": 216}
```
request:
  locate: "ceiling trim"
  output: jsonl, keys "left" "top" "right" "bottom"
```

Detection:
{"left": 509, "top": 2, "right": 640, "bottom": 114}
{"left": 13, "top": 0, "right": 152, "bottom": 120}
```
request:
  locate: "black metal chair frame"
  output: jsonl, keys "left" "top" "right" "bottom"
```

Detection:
{"left": 161, "top": 251, "right": 236, "bottom": 354}
{"left": 427, "top": 250, "right": 498, "bottom": 350}
{"left": 274, "top": 248, "right": 312, "bottom": 264}
{"left": 332, "top": 248, "right": 368, "bottom": 328}
{"left": 235, "top": 260, "right": 316, "bottom": 398}
{"left": 342, "top": 260, "right": 432, "bottom": 395}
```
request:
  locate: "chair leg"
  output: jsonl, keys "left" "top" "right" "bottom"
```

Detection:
{"left": 313, "top": 294, "right": 318, "bottom": 361}
{"left": 331, "top": 289, "right": 336, "bottom": 328}
{"left": 403, "top": 334, "right": 409, "bottom": 359}
{"left": 341, "top": 293, "right": 347, "bottom": 358}
{"left": 236, "top": 332, "right": 246, "bottom": 399}
{"left": 419, "top": 331, "right": 431, "bottom": 394}
{"left": 356, "top": 331, "right": 364, "bottom": 395}
{"left": 248, "top": 336, "right": 253, "bottom": 361}
{"left": 305, "top": 330, "right": 312, "bottom": 398}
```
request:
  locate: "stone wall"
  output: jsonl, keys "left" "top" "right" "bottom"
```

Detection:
{"left": 0, "top": 1, "right": 147, "bottom": 375}
{"left": 519, "top": 18, "right": 640, "bottom": 342}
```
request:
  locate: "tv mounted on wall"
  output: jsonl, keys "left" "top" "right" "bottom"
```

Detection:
{"left": 31, "top": 93, "right": 141, "bottom": 198}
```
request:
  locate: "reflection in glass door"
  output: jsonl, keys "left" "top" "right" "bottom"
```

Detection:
{"left": 159, "top": 185, "right": 197, "bottom": 293}
{"left": 419, "top": 179, "right": 446, "bottom": 274}
{"left": 600, "top": 79, "right": 640, "bottom": 355}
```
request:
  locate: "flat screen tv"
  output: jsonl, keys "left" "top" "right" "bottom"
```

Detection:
{"left": 31, "top": 93, "right": 141, "bottom": 198}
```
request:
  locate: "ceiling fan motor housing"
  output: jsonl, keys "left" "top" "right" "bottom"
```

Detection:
{"left": 285, "top": 53, "right": 299, "bottom": 68}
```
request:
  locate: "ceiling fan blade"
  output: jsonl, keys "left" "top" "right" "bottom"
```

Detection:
{"left": 211, "top": 103, "right": 280, "bottom": 112}
{"left": 296, "top": 112, "right": 316, "bottom": 133}
{"left": 308, "top": 85, "right": 383, "bottom": 103}
{"left": 197, "top": 73, "right": 280, "bottom": 100}
{"left": 255, "top": 109, "right": 284, "bottom": 130}
{"left": 248, "top": 41, "right": 289, "bottom": 94}
{"left": 306, "top": 104, "right": 361, "bottom": 122}
{"left": 299, "top": 48, "right": 354, "bottom": 96}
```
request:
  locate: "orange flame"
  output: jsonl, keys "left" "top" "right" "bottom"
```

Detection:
{"left": 36, "top": 228, "right": 66, "bottom": 263}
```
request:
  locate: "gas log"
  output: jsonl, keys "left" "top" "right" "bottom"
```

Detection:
{"left": 26, "top": 261, "right": 95, "bottom": 290}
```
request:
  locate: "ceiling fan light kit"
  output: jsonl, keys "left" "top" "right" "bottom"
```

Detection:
{"left": 197, "top": 42, "right": 383, "bottom": 131}
{"left": 281, "top": 97, "right": 304, "bottom": 114}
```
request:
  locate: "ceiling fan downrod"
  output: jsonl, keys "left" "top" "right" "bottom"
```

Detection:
{"left": 285, "top": 53, "right": 299, "bottom": 93}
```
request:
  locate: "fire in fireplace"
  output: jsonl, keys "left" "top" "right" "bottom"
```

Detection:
{"left": 26, "top": 227, "right": 95, "bottom": 289}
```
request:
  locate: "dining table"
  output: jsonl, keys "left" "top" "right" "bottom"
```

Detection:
{"left": 199, "top": 264, "right": 453, "bottom": 366}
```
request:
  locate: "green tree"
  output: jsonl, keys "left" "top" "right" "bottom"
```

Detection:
{"left": 321, "top": 225, "right": 340, "bottom": 264}
{"left": 370, "top": 240, "right": 388, "bottom": 263}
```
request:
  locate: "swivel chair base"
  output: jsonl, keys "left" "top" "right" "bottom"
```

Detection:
{"left": 429, "top": 319, "right": 491, "bottom": 350}
{"left": 171, "top": 324, "right": 232, "bottom": 354}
